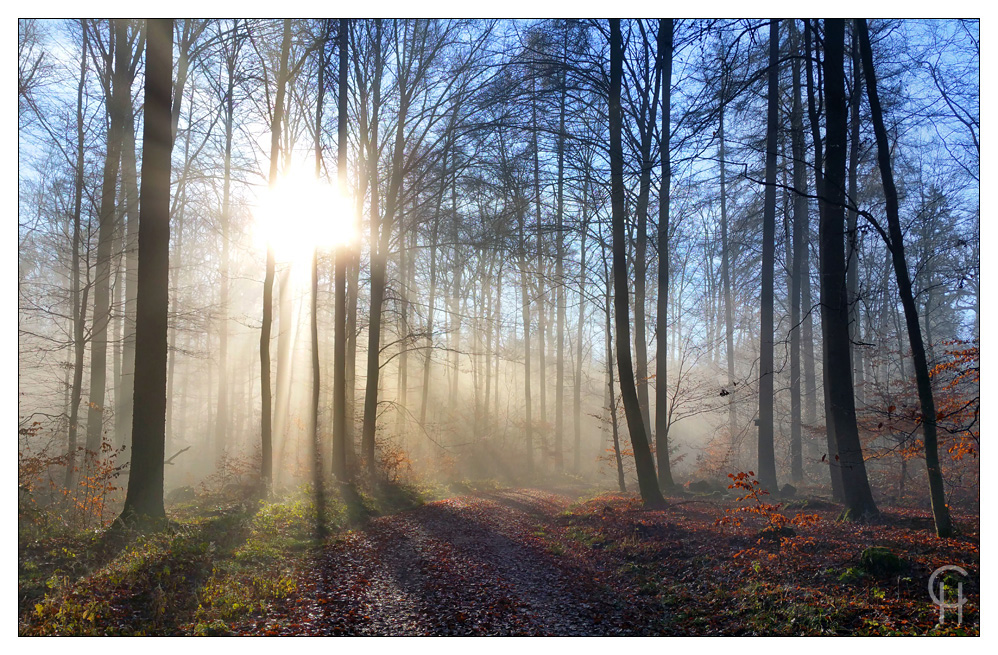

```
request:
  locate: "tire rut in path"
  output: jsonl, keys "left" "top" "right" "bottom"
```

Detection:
{"left": 284, "top": 488, "right": 636, "bottom": 635}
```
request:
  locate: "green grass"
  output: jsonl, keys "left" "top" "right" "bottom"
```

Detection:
{"left": 19, "top": 480, "right": 433, "bottom": 636}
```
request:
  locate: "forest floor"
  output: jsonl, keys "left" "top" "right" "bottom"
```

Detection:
{"left": 19, "top": 483, "right": 979, "bottom": 636}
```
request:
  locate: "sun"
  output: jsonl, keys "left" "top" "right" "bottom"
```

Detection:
{"left": 254, "top": 170, "right": 357, "bottom": 266}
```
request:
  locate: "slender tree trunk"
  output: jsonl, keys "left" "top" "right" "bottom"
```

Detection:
{"left": 518, "top": 189, "right": 534, "bottom": 473}
{"left": 573, "top": 180, "right": 589, "bottom": 474}
{"left": 632, "top": 34, "right": 662, "bottom": 448}
{"left": 119, "top": 18, "right": 173, "bottom": 524}
{"left": 449, "top": 154, "right": 462, "bottom": 416}
{"left": 719, "top": 85, "right": 737, "bottom": 449}
{"left": 260, "top": 19, "right": 292, "bottom": 489}
{"left": 655, "top": 19, "right": 675, "bottom": 491}
{"left": 820, "top": 19, "right": 877, "bottom": 519}
{"left": 857, "top": 18, "right": 951, "bottom": 536}
{"left": 362, "top": 21, "right": 409, "bottom": 477}
{"left": 609, "top": 19, "right": 664, "bottom": 508}
{"left": 602, "top": 248, "right": 625, "bottom": 493}
{"left": 847, "top": 28, "right": 865, "bottom": 408}
{"left": 116, "top": 58, "right": 140, "bottom": 449}
{"left": 165, "top": 203, "right": 182, "bottom": 452}
{"left": 272, "top": 266, "right": 294, "bottom": 483}
{"left": 333, "top": 18, "right": 352, "bottom": 480}
{"left": 215, "top": 21, "right": 239, "bottom": 465}
{"left": 419, "top": 133, "right": 448, "bottom": 427}
{"left": 789, "top": 20, "right": 807, "bottom": 482}
{"left": 310, "top": 19, "right": 331, "bottom": 537}
{"left": 86, "top": 20, "right": 128, "bottom": 460}
{"left": 65, "top": 21, "right": 89, "bottom": 489}
{"left": 555, "top": 43, "right": 567, "bottom": 471}
{"left": 757, "top": 19, "right": 779, "bottom": 492}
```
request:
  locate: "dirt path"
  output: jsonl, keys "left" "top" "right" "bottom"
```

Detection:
{"left": 244, "top": 488, "right": 660, "bottom": 636}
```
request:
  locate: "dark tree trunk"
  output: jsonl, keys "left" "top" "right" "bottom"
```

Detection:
{"left": 363, "top": 20, "right": 409, "bottom": 478}
{"left": 310, "top": 19, "right": 331, "bottom": 537}
{"left": 857, "top": 18, "right": 951, "bottom": 536}
{"left": 847, "top": 28, "right": 865, "bottom": 408}
{"left": 118, "top": 18, "right": 173, "bottom": 525}
{"left": 804, "top": 20, "right": 844, "bottom": 499}
{"left": 609, "top": 19, "right": 664, "bottom": 508}
{"left": 632, "top": 27, "right": 663, "bottom": 448}
{"left": 820, "top": 19, "right": 878, "bottom": 519}
{"left": 757, "top": 19, "right": 779, "bottom": 492}
{"left": 333, "top": 17, "right": 353, "bottom": 480}
{"left": 655, "top": 19, "right": 675, "bottom": 491}
{"left": 789, "top": 20, "right": 807, "bottom": 482}
{"left": 602, "top": 249, "right": 625, "bottom": 493}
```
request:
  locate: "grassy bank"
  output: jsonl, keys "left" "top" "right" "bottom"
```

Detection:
{"left": 18, "top": 480, "right": 437, "bottom": 636}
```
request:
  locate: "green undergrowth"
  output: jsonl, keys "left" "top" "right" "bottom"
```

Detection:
{"left": 19, "top": 480, "right": 433, "bottom": 636}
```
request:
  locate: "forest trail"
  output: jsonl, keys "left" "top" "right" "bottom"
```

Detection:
{"left": 245, "top": 488, "right": 664, "bottom": 636}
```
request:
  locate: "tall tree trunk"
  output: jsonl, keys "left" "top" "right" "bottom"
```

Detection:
{"left": 531, "top": 77, "right": 547, "bottom": 456}
{"left": 420, "top": 130, "right": 449, "bottom": 428}
{"left": 116, "top": 57, "right": 140, "bottom": 454}
{"left": 609, "top": 19, "right": 664, "bottom": 508}
{"left": 518, "top": 189, "right": 534, "bottom": 473}
{"left": 573, "top": 176, "right": 589, "bottom": 474}
{"left": 719, "top": 79, "right": 737, "bottom": 449}
{"left": 65, "top": 21, "right": 89, "bottom": 489}
{"left": 272, "top": 265, "right": 295, "bottom": 484}
{"left": 632, "top": 29, "right": 663, "bottom": 448}
{"left": 757, "top": 19, "right": 779, "bottom": 492}
{"left": 215, "top": 20, "right": 239, "bottom": 465}
{"left": 554, "top": 36, "right": 567, "bottom": 471}
{"left": 805, "top": 20, "right": 844, "bottom": 499}
{"left": 601, "top": 244, "right": 625, "bottom": 493}
{"left": 820, "top": 18, "right": 878, "bottom": 519}
{"left": 260, "top": 19, "right": 292, "bottom": 489}
{"left": 333, "top": 17, "right": 352, "bottom": 480}
{"left": 789, "top": 20, "right": 807, "bottom": 482}
{"left": 85, "top": 20, "right": 128, "bottom": 461}
{"left": 857, "top": 18, "right": 951, "bottom": 536}
{"left": 847, "top": 27, "right": 865, "bottom": 408}
{"left": 310, "top": 19, "right": 331, "bottom": 537}
{"left": 119, "top": 18, "right": 173, "bottom": 525}
{"left": 655, "top": 19, "right": 675, "bottom": 491}
{"left": 362, "top": 20, "right": 410, "bottom": 478}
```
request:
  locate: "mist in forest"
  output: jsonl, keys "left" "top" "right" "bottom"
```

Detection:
{"left": 18, "top": 18, "right": 979, "bottom": 529}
